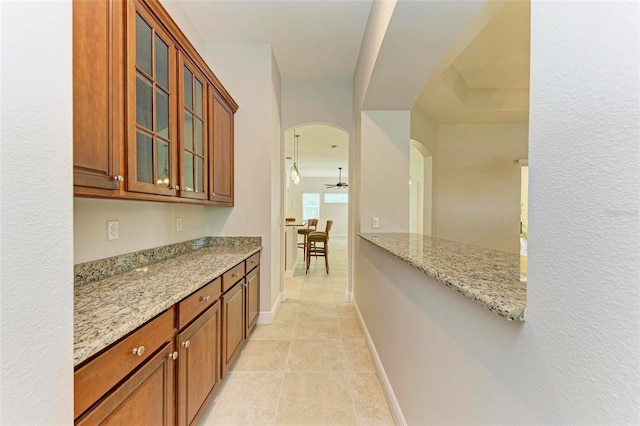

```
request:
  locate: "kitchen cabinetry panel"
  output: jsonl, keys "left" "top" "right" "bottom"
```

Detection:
{"left": 222, "top": 281, "right": 244, "bottom": 376}
{"left": 73, "top": 0, "right": 124, "bottom": 195}
{"left": 73, "top": 0, "right": 237, "bottom": 206}
{"left": 74, "top": 250, "right": 260, "bottom": 424}
{"left": 125, "top": 0, "right": 178, "bottom": 197}
{"left": 178, "top": 53, "right": 208, "bottom": 201}
{"left": 76, "top": 341, "right": 175, "bottom": 426}
{"left": 245, "top": 266, "right": 260, "bottom": 336}
{"left": 177, "top": 301, "right": 221, "bottom": 426}
{"left": 222, "top": 262, "right": 245, "bottom": 293}
{"left": 74, "top": 308, "right": 174, "bottom": 419}
{"left": 177, "top": 277, "right": 220, "bottom": 329}
{"left": 209, "top": 89, "right": 234, "bottom": 205}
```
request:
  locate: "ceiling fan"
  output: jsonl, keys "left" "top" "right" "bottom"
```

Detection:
{"left": 325, "top": 167, "right": 349, "bottom": 188}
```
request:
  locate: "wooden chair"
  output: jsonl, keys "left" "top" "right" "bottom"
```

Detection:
{"left": 305, "top": 220, "right": 333, "bottom": 274}
{"left": 297, "top": 219, "right": 318, "bottom": 257}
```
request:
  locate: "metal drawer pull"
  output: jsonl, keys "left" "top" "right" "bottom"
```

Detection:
{"left": 251, "top": 260, "right": 257, "bottom": 264}
{"left": 168, "top": 351, "right": 178, "bottom": 360}
{"left": 182, "top": 340, "right": 190, "bottom": 349}
{"left": 232, "top": 273, "right": 239, "bottom": 277}
{"left": 201, "top": 295, "right": 211, "bottom": 302}
{"left": 113, "top": 175, "right": 124, "bottom": 182}
{"left": 132, "top": 345, "right": 145, "bottom": 357}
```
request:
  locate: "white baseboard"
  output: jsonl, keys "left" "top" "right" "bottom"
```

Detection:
{"left": 345, "top": 290, "right": 352, "bottom": 302}
{"left": 353, "top": 299, "right": 407, "bottom": 426}
{"left": 257, "top": 293, "right": 284, "bottom": 324}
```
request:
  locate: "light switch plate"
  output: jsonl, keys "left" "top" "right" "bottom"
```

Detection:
{"left": 107, "top": 220, "right": 119, "bottom": 241}
{"left": 372, "top": 216, "right": 380, "bottom": 229}
{"left": 176, "top": 217, "right": 183, "bottom": 231}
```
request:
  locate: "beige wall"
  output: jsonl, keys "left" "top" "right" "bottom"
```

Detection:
{"left": 74, "top": 198, "right": 210, "bottom": 264}
{"left": 433, "top": 123, "right": 528, "bottom": 253}
{"left": 360, "top": 110, "right": 411, "bottom": 233}
{"left": 204, "top": 43, "right": 282, "bottom": 319}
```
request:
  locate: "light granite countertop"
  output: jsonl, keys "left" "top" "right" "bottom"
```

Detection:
{"left": 74, "top": 241, "right": 261, "bottom": 366}
{"left": 358, "top": 233, "right": 526, "bottom": 322}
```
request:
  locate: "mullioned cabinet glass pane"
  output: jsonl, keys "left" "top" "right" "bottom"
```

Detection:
{"left": 136, "top": 76, "right": 153, "bottom": 129}
{"left": 136, "top": 132, "right": 153, "bottom": 184}
{"left": 156, "top": 89, "right": 169, "bottom": 139}
{"left": 195, "top": 118, "right": 203, "bottom": 155}
{"left": 184, "top": 152, "right": 194, "bottom": 190}
{"left": 196, "top": 157, "right": 204, "bottom": 193}
{"left": 184, "top": 113, "right": 193, "bottom": 151}
{"left": 195, "top": 79, "right": 203, "bottom": 116}
{"left": 135, "top": 14, "right": 152, "bottom": 76}
{"left": 184, "top": 67, "right": 193, "bottom": 109}
{"left": 157, "top": 140, "right": 170, "bottom": 186}
{"left": 155, "top": 35, "right": 169, "bottom": 89}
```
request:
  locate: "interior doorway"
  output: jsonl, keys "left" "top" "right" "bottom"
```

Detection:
{"left": 282, "top": 124, "right": 350, "bottom": 283}
{"left": 410, "top": 139, "right": 432, "bottom": 236}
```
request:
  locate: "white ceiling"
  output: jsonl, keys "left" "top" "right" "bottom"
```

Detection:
{"left": 172, "top": 0, "right": 373, "bottom": 80}
{"left": 169, "top": 0, "right": 530, "bottom": 170}
{"left": 284, "top": 124, "right": 349, "bottom": 178}
{"left": 413, "top": 1, "right": 531, "bottom": 123}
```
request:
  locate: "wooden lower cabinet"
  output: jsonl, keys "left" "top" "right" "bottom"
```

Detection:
{"left": 245, "top": 266, "right": 260, "bottom": 336}
{"left": 177, "top": 301, "right": 221, "bottom": 426}
{"left": 76, "top": 341, "right": 176, "bottom": 426}
{"left": 75, "top": 253, "right": 261, "bottom": 425}
{"left": 221, "top": 280, "right": 245, "bottom": 376}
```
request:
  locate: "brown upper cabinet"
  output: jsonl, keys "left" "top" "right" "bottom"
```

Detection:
{"left": 209, "top": 89, "right": 234, "bottom": 206}
{"left": 179, "top": 54, "right": 209, "bottom": 201}
{"left": 73, "top": 0, "right": 124, "bottom": 196}
{"left": 73, "top": 0, "right": 238, "bottom": 205}
{"left": 126, "top": 0, "right": 179, "bottom": 197}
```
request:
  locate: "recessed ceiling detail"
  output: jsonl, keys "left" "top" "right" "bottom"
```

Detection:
{"left": 413, "top": 1, "right": 531, "bottom": 123}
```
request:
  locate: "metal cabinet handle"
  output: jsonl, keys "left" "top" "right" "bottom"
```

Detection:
{"left": 168, "top": 351, "right": 178, "bottom": 360}
{"left": 172, "top": 185, "right": 180, "bottom": 191}
{"left": 182, "top": 340, "right": 190, "bottom": 349}
{"left": 251, "top": 260, "right": 257, "bottom": 264}
{"left": 113, "top": 175, "right": 124, "bottom": 182}
{"left": 201, "top": 295, "right": 211, "bottom": 302}
{"left": 232, "top": 273, "right": 239, "bottom": 277}
{"left": 132, "top": 345, "right": 145, "bottom": 357}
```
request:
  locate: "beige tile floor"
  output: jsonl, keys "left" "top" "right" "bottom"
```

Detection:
{"left": 199, "top": 236, "right": 394, "bottom": 426}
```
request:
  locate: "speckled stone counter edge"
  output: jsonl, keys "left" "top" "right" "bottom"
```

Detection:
{"left": 358, "top": 233, "right": 526, "bottom": 322}
{"left": 74, "top": 236, "right": 261, "bottom": 286}
{"left": 74, "top": 239, "right": 262, "bottom": 366}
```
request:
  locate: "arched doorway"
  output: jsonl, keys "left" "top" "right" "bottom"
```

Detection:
{"left": 281, "top": 123, "right": 350, "bottom": 298}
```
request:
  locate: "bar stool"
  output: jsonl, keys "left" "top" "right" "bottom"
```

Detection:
{"left": 297, "top": 219, "right": 318, "bottom": 258}
{"left": 306, "top": 220, "right": 333, "bottom": 274}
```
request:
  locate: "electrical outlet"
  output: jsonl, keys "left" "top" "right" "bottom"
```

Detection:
{"left": 107, "top": 220, "right": 119, "bottom": 241}
{"left": 176, "top": 217, "right": 183, "bottom": 231}
{"left": 372, "top": 216, "right": 380, "bottom": 229}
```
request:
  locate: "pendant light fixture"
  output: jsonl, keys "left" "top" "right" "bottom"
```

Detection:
{"left": 290, "top": 131, "right": 301, "bottom": 185}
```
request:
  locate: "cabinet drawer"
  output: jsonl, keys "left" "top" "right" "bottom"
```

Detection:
{"left": 74, "top": 308, "right": 175, "bottom": 420}
{"left": 246, "top": 252, "right": 260, "bottom": 272}
{"left": 178, "top": 277, "right": 221, "bottom": 329}
{"left": 222, "top": 262, "right": 245, "bottom": 293}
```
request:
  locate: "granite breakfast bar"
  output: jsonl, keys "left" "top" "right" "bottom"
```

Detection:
{"left": 357, "top": 233, "right": 526, "bottom": 321}
{"left": 353, "top": 233, "right": 527, "bottom": 424}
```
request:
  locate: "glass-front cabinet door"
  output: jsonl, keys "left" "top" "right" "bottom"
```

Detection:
{"left": 179, "top": 54, "right": 208, "bottom": 200}
{"left": 126, "top": 1, "right": 178, "bottom": 196}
